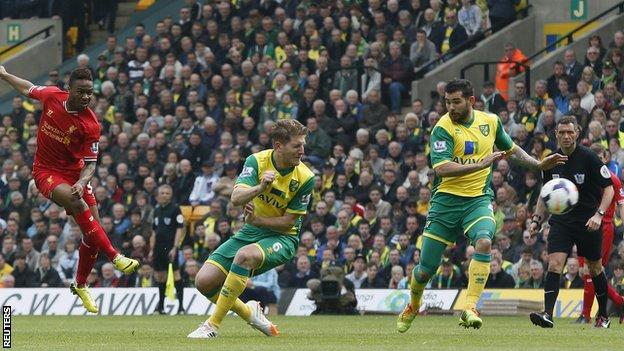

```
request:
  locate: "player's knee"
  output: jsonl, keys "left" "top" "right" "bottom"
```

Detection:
{"left": 413, "top": 265, "right": 432, "bottom": 283}
{"left": 233, "top": 246, "right": 262, "bottom": 268}
{"left": 194, "top": 271, "right": 213, "bottom": 293}
{"left": 474, "top": 237, "right": 492, "bottom": 253}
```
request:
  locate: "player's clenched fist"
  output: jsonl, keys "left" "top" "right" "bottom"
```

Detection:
{"left": 260, "top": 171, "right": 276, "bottom": 189}
{"left": 0, "top": 65, "right": 6, "bottom": 77}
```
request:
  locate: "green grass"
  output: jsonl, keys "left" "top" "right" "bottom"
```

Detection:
{"left": 12, "top": 315, "right": 620, "bottom": 351}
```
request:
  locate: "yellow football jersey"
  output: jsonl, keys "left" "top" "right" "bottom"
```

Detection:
{"left": 430, "top": 110, "right": 515, "bottom": 198}
{"left": 235, "top": 149, "right": 315, "bottom": 236}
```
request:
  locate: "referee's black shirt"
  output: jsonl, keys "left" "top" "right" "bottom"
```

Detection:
{"left": 542, "top": 145, "right": 613, "bottom": 226}
{"left": 153, "top": 202, "right": 184, "bottom": 249}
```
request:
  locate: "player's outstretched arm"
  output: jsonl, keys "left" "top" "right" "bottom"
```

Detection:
{"left": 0, "top": 65, "right": 35, "bottom": 96}
{"left": 507, "top": 145, "right": 567, "bottom": 171}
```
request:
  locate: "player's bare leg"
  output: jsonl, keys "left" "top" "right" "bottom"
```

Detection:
{"left": 188, "top": 261, "right": 278, "bottom": 338}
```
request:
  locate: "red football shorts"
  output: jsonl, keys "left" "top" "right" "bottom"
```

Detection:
{"left": 33, "top": 168, "right": 96, "bottom": 211}
{"left": 578, "top": 222, "right": 614, "bottom": 267}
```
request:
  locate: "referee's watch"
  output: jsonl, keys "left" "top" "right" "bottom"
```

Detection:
{"left": 597, "top": 209, "right": 606, "bottom": 216}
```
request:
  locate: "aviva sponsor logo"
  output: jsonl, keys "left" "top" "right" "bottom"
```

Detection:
{"left": 258, "top": 193, "right": 285, "bottom": 209}
{"left": 452, "top": 156, "right": 482, "bottom": 165}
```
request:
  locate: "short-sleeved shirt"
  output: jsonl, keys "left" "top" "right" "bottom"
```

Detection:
{"left": 28, "top": 86, "right": 100, "bottom": 172}
{"left": 543, "top": 145, "right": 613, "bottom": 225}
{"left": 430, "top": 110, "right": 515, "bottom": 198}
{"left": 153, "top": 202, "right": 184, "bottom": 247}
{"left": 236, "top": 149, "right": 315, "bottom": 237}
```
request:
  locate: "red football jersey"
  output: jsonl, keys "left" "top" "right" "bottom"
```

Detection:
{"left": 604, "top": 172, "right": 624, "bottom": 222}
{"left": 28, "top": 86, "right": 100, "bottom": 172}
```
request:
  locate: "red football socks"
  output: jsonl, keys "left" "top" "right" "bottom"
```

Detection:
{"left": 73, "top": 208, "right": 118, "bottom": 261}
{"left": 76, "top": 239, "right": 99, "bottom": 287}
{"left": 582, "top": 273, "right": 623, "bottom": 319}
{"left": 582, "top": 274, "right": 594, "bottom": 319}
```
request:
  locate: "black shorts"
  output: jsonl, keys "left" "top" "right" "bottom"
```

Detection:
{"left": 547, "top": 222, "right": 602, "bottom": 261}
{"left": 153, "top": 245, "right": 179, "bottom": 272}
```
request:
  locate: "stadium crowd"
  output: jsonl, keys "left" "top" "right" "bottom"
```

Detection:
{"left": 0, "top": 0, "right": 623, "bottom": 307}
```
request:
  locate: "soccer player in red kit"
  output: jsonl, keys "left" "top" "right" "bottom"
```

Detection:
{"left": 0, "top": 65, "right": 139, "bottom": 313}
{"left": 576, "top": 143, "right": 624, "bottom": 324}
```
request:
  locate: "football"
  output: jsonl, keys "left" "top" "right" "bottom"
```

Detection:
{"left": 540, "top": 178, "right": 579, "bottom": 214}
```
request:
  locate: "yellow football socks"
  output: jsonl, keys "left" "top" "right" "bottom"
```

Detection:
{"left": 409, "top": 267, "right": 428, "bottom": 309}
{"left": 465, "top": 253, "right": 491, "bottom": 310}
{"left": 204, "top": 289, "right": 251, "bottom": 322}
{"left": 207, "top": 264, "right": 250, "bottom": 328}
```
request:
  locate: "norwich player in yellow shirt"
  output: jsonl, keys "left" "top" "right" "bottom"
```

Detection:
{"left": 397, "top": 79, "right": 566, "bottom": 331}
{"left": 188, "top": 119, "right": 314, "bottom": 339}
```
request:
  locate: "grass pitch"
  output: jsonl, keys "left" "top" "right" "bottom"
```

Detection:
{"left": 12, "top": 314, "right": 619, "bottom": 351}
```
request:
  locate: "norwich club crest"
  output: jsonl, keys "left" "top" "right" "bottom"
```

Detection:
{"left": 289, "top": 179, "right": 300, "bottom": 192}
{"left": 479, "top": 124, "right": 490, "bottom": 136}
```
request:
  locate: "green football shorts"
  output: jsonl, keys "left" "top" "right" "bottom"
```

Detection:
{"left": 423, "top": 192, "right": 496, "bottom": 246}
{"left": 206, "top": 233, "right": 298, "bottom": 277}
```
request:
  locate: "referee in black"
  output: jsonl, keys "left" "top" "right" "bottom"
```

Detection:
{"left": 150, "top": 184, "right": 185, "bottom": 314}
{"left": 529, "top": 116, "right": 614, "bottom": 328}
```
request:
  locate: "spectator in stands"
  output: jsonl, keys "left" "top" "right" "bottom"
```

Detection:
{"left": 564, "top": 48, "right": 583, "bottom": 87}
{"left": 0, "top": 253, "right": 12, "bottom": 287}
{"left": 486, "top": 257, "right": 515, "bottom": 288}
{"left": 585, "top": 46, "right": 603, "bottom": 77}
{"left": 523, "top": 259, "right": 545, "bottom": 288}
{"left": 361, "top": 89, "right": 388, "bottom": 132}
{"left": 289, "top": 255, "right": 318, "bottom": 288}
{"left": 345, "top": 253, "right": 367, "bottom": 288}
{"left": 410, "top": 30, "right": 437, "bottom": 72}
{"left": 546, "top": 61, "right": 568, "bottom": 98}
{"left": 487, "top": 0, "right": 519, "bottom": 31}
{"left": 95, "top": 263, "right": 120, "bottom": 288}
{"left": 554, "top": 78, "right": 571, "bottom": 114}
{"left": 41, "top": 235, "right": 64, "bottom": 268}
{"left": 480, "top": 81, "right": 506, "bottom": 114}
{"left": 361, "top": 262, "right": 386, "bottom": 288}
{"left": 20, "top": 237, "right": 39, "bottom": 272}
{"left": 429, "top": 10, "right": 468, "bottom": 57}
{"left": 430, "top": 259, "right": 463, "bottom": 289}
{"left": 458, "top": 0, "right": 483, "bottom": 37}
{"left": 12, "top": 252, "right": 37, "bottom": 287}
{"left": 561, "top": 257, "right": 583, "bottom": 288}
{"left": 305, "top": 117, "right": 332, "bottom": 169}
{"left": 495, "top": 42, "right": 527, "bottom": 101}
{"left": 57, "top": 240, "right": 78, "bottom": 287}
{"left": 189, "top": 160, "right": 218, "bottom": 206}
{"left": 35, "top": 253, "right": 62, "bottom": 288}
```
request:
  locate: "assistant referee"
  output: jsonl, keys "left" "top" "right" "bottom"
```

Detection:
{"left": 529, "top": 116, "right": 615, "bottom": 328}
{"left": 150, "top": 184, "right": 185, "bottom": 314}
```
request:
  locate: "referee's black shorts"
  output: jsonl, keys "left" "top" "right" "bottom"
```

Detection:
{"left": 153, "top": 245, "right": 179, "bottom": 271}
{"left": 547, "top": 222, "right": 602, "bottom": 261}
